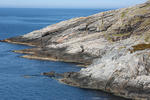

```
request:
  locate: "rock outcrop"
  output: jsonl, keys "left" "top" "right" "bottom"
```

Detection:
{"left": 2, "top": 0, "right": 150, "bottom": 99}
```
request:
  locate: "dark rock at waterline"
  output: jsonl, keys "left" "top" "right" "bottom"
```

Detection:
{"left": 42, "top": 71, "right": 56, "bottom": 77}
{"left": 42, "top": 71, "right": 77, "bottom": 78}
{"left": 42, "top": 71, "right": 70, "bottom": 78}
{"left": 13, "top": 46, "right": 97, "bottom": 65}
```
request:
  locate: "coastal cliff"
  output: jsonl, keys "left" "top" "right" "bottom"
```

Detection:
{"left": 2, "top": 1, "right": 150, "bottom": 99}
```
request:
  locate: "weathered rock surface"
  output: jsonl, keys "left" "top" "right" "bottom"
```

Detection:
{"left": 2, "top": 0, "right": 150, "bottom": 99}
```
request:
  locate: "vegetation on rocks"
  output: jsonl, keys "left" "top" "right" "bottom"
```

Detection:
{"left": 131, "top": 43, "right": 150, "bottom": 52}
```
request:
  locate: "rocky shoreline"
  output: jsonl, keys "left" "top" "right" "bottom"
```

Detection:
{"left": 2, "top": 0, "right": 150, "bottom": 99}
{"left": 1, "top": 37, "right": 98, "bottom": 66}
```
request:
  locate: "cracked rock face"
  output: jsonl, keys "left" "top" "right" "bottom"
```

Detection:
{"left": 79, "top": 49, "right": 150, "bottom": 99}
{"left": 3, "top": 0, "right": 150, "bottom": 99}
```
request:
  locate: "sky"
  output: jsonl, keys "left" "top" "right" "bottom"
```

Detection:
{"left": 0, "top": 0, "right": 147, "bottom": 9}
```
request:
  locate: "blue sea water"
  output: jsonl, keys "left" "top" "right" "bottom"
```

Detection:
{"left": 0, "top": 8, "right": 127, "bottom": 100}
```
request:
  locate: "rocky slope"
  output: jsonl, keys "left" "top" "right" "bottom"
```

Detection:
{"left": 2, "top": 0, "right": 150, "bottom": 99}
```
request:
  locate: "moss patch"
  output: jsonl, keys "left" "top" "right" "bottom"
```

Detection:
{"left": 104, "top": 34, "right": 113, "bottom": 42}
{"left": 131, "top": 43, "right": 150, "bottom": 52}
{"left": 145, "top": 36, "right": 150, "bottom": 42}
{"left": 112, "top": 32, "right": 130, "bottom": 37}
{"left": 121, "top": 9, "right": 129, "bottom": 18}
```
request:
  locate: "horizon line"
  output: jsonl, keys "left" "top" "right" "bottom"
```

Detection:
{"left": 0, "top": 7, "right": 120, "bottom": 9}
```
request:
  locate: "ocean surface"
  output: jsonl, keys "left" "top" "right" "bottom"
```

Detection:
{"left": 0, "top": 8, "right": 127, "bottom": 100}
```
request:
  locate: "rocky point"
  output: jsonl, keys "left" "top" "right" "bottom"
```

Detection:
{"left": 1, "top": 0, "right": 150, "bottom": 99}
